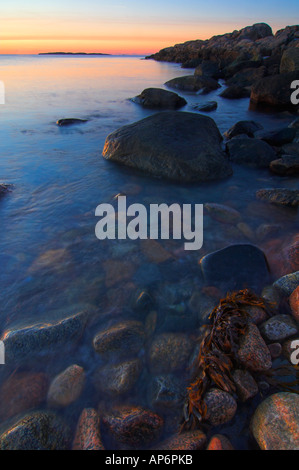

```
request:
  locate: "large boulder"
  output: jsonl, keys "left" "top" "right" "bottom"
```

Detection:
{"left": 250, "top": 72, "right": 299, "bottom": 109}
{"left": 131, "top": 88, "right": 186, "bottom": 109}
{"left": 251, "top": 393, "right": 299, "bottom": 450}
{"left": 102, "top": 112, "right": 233, "bottom": 183}
{"left": 227, "top": 66, "right": 266, "bottom": 88}
{"left": 220, "top": 86, "right": 250, "bottom": 99}
{"left": 237, "top": 23, "right": 273, "bottom": 41}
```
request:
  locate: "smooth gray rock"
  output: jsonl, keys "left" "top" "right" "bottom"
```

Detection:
{"left": 226, "top": 138, "right": 276, "bottom": 168}
{"left": 131, "top": 88, "right": 187, "bottom": 109}
{"left": 102, "top": 111, "right": 233, "bottom": 183}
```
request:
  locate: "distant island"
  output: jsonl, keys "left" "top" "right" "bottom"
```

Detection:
{"left": 38, "top": 52, "right": 111, "bottom": 56}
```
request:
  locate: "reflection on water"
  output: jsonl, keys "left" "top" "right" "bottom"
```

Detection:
{"left": 0, "top": 55, "right": 298, "bottom": 449}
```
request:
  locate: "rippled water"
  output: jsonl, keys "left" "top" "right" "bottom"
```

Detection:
{"left": 0, "top": 55, "right": 298, "bottom": 449}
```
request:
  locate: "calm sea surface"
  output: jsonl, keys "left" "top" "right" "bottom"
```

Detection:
{"left": 0, "top": 55, "right": 298, "bottom": 448}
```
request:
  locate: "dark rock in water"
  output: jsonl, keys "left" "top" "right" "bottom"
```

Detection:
{"left": 273, "top": 271, "right": 299, "bottom": 297}
{"left": 181, "top": 58, "right": 202, "bottom": 69}
{"left": 270, "top": 155, "right": 299, "bottom": 176}
{"left": 93, "top": 359, "right": 142, "bottom": 396}
{"left": 73, "top": 408, "right": 104, "bottom": 450}
{"left": 220, "top": 86, "right": 250, "bottom": 99}
{"left": 1, "top": 310, "right": 89, "bottom": 364}
{"left": 131, "top": 88, "right": 187, "bottom": 109}
{"left": 232, "top": 369, "right": 258, "bottom": 402}
{"left": 102, "top": 405, "right": 163, "bottom": 448}
{"left": 280, "top": 142, "right": 299, "bottom": 157}
{"left": 200, "top": 244, "right": 270, "bottom": 291}
{"left": 204, "top": 202, "right": 241, "bottom": 224}
{"left": 250, "top": 72, "right": 299, "bottom": 109}
{"left": 226, "top": 137, "right": 276, "bottom": 168}
{"left": 148, "top": 374, "right": 186, "bottom": 412}
{"left": 93, "top": 320, "right": 145, "bottom": 357}
{"left": 148, "top": 333, "right": 194, "bottom": 374}
{"left": 288, "top": 117, "right": 299, "bottom": 130}
{"left": 102, "top": 111, "right": 233, "bottom": 183}
{"left": 237, "top": 323, "right": 272, "bottom": 372}
{"left": 260, "top": 314, "right": 298, "bottom": 342}
{"left": 256, "top": 189, "right": 299, "bottom": 208}
{"left": 227, "top": 66, "right": 266, "bottom": 88}
{"left": 47, "top": 364, "right": 85, "bottom": 408}
{"left": 0, "top": 372, "right": 48, "bottom": 422}
{"left": 0, "top": 184, "right": 12, "bottom": 198}
{"left": 191, "top": 101, "right": 217, "bottom": 112}
{"left": 153, "top": 431, "right": 207, "bottom": 450}
{"left": 251, "top": 392, "right": 299, "bottom": 450}
{"left": 203, "top": 388, "right": 237, "bottom": 426}
{"left": 0, "top": 411, "right": 71, "bottom": 450}
{"left": 194, "top": 61, "right": 222, "bottom": 79}
{"left": 280, "top": 47, "right": 299, "bottom": 73}
{"left": 224, "top": 60, "right": 263, "bottom": 79}
{"left": 258, "top": 127, "right": 296, "bottom": 146}
{"left": 165, "top": 75, "right": 220, "bottom": 93}
{"left": 56, "top": 118, "right": 88, "bottom": 126}
{"left": 224, "top": 120, "right": 263, "bottom": 139}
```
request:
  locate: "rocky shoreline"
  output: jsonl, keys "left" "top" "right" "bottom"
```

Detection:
{"left": 0, "top": 23, "right": 298, "bottom": 450}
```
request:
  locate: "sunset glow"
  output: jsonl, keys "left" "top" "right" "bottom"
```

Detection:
{"left": 1, "top": 0, "right": 299, "bottom": 55}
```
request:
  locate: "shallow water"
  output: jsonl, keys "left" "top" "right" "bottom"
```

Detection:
{"left": 0, "top": 55, "right": 298, "bottom": 449}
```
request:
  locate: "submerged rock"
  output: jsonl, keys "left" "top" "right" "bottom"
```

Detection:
{"left": 153, "top": 431, "right": 207, "bottom": 450}
{"left": 148, "top": 333, "right": 194, "bottom": 374}
{"left": 1, "top": 310, "right": 89, "bottom": 364}
{"left": 73, "top": 408, "right": 105, "bottom": 450}
{"left": 102, "top": 405, "right": 163, "bottom": 448}
{"left": 204, "top": 203, "right": 241, "bottom": 224}
{"left": 47, "top": 364, "right": 85, "bottom": 408}
{"left": 256, "top": 189, "right": 299, "bottom": 208}
{"left": 56, "top": 118, "right": 88, "bottom": 126}
{"left": 251, "top": 393, "right": 299, "bottom": 450}
{"left": 191, "top": 101, "right": 217, "bottom": 112}
{"left": 232, "top": 369, "right": 258, "bottom": 402}
{"left": 204, "top": 389, "right": 237, "bottom": 426}
{"left": 226, "top": 138, "right": 276, "bottom": 168}
{"left": 165, "top": 75, "right": 220, "bottom": 93}
{"left": 200, "top": 244, "right": 270, "bottom": 292}
{"left": 270, "top": 155, "right": 299, "bottom": 176}
{"left": 0, "top": 411, "right": 71, "bottom": 450}
{"left": 132, "top": 88, "right": 187, "bottom": 109}
{"left": 102, "top": 111, "right": 232, "bottom": 183}
{"left": 0, "top": 184, "right": 12, "bottom": 198}
{"left": 0, "top": 372, "right": 48, "bottom": 422}
{"left": 260, "top": 315, "right": 298, "bottom": 342}
{"left": 148, "top": 374, "right": 186, "bottom": 412}
{"left": 93, "top": 359, "right": 142, "bottom": 396}
{"left": 93, "top": 320, "right": 145, "bottom": 357}
{"left": 237, "top": 323, "right": 272, "bottom": 372}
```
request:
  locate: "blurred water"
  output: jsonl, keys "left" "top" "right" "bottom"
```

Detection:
{"left": 0, "top": 55, "right": 298, "bottom": 448}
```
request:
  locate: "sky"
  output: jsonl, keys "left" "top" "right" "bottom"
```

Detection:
{"left": 1, "top": 0, "right": 298, "bottom": 55}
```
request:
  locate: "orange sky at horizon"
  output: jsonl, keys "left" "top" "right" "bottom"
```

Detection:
{"left": 0, "top": 0, "right": 295, "bottom": 55}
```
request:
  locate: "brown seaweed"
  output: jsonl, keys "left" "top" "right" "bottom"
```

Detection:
{"left": 183, "top": 289, "right": 269, "bottom": 429}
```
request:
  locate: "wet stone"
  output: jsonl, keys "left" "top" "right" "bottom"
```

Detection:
{"left": 47, "top": 364, "right": 85, "bottom": 408}
{"left": 153, "top": 431, "right": 207, "bottom": 450}
{"left": 93, "top": 320, "right": 145, "bottom": 358}
{"left": 260, "top": 315, "right": 298, "bottom": 342}
{"left": 148, "top": 374, "right": 186, "bottom": 412}
{"left": 93, "top": 359, "right": 142, "bottom": 396}
{"left": 237, "top": 323, "right": 272, "bottom": 372}
{"left": 204, "top": 389, "right": 237, "bottom": 426}
{"left": 207, "top": 434, "right": 234, "bottom": 450}
{"left": 232, "top": 369, "right": 258, "bottom": 402}
{"left": 73, "top": 408, "right": 105, "bottom": 450}
{"left": 273, "top": 271, "right": 299, "bottom": 297}
{"left": 148, "top": 333, "right": 194, "bottom": 374}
